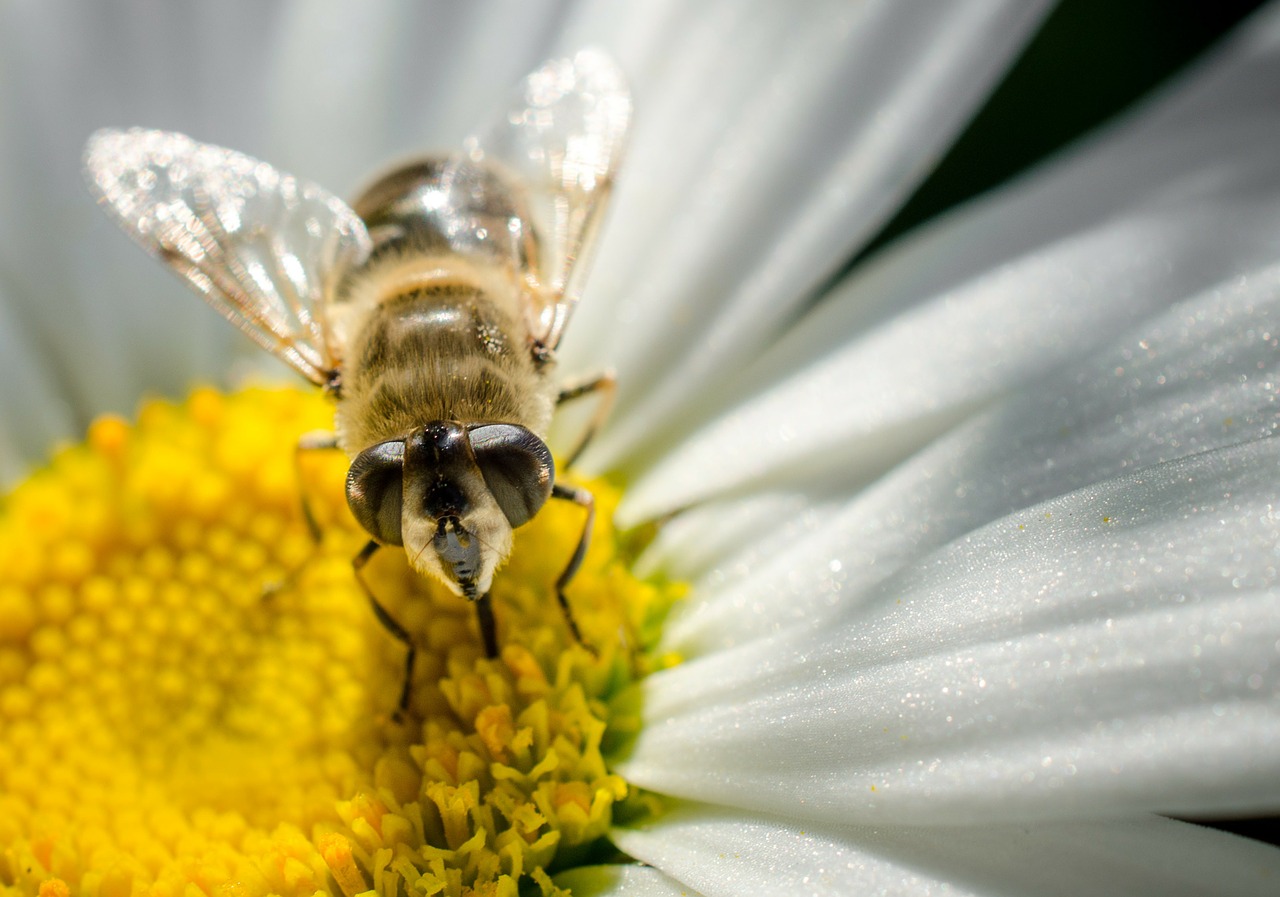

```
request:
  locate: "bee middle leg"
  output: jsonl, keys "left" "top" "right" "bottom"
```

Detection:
{"left": 352, "top": 539, "right": 416, "bottom": 714}
{"left": 556, "top": 371, "right": 616, "bottom": 471}
{"left": 550, "top": 483, "right": 595, "bottom": 648}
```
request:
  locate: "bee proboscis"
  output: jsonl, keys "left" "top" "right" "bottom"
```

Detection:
{"left": 84, "top": 49, "right": 631, "bottom": 711}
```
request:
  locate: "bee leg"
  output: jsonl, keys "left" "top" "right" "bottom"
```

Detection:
{"left": 263, "top": 431, "right": 342, "bottom": 600}
{"left": 556, "top": 371, "right": 616, "bottom": 470}
{"left": 475, "top": 592, "right": 499, "bottom": 658}
{"left": 551, "top": 483, "right": 594, "bottom": 648}
{"left": 352, "top": 539, "right": 416, "bottom": 714}
{"left": 295, "top": 430, "right": 341, "bottom": 543}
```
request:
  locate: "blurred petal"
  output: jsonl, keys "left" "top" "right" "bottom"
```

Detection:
{"left": 0, "top": 284, "right": 75, "bottom": 484}
{"left": 554, "top": 863, "right": 700, "bottom": 897}
{"left": 266, "top": 0, "right": 572, "bottom": 192}
{"left": 565, "top": 0, "right": 1051, "bottom": 467}
{"left": 620, "top": 3, "right": 1280, "bottom": 522}
{"left": 615, "top": 803, "right": 1280, "bottom": 897}
{"left": 0, "top": 1, "right": 285, "bottom": 423}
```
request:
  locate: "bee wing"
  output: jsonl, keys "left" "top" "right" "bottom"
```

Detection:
{"left": 443, "top": 48, "right": 631, "bottom": 351}
{"left": 84, "top": 128, "right": 372, "bottom": 387}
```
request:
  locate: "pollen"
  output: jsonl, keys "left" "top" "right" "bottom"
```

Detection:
{"left": 0, "top": 386, "right": 683, "bottom": 897}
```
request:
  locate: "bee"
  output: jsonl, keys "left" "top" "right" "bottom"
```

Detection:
{"left": 84, "top": 49, "right": 630, "bottom": 709}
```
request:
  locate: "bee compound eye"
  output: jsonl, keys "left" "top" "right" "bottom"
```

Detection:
{"left": 468, "top": 425, "right": 554, "bottom": 528}
{"left": 346, "top": 440, "right": 405, "bottom": 545}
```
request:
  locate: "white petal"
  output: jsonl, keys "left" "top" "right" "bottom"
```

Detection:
{"left": 633, "top": 489, "right": 844, "bottom": 583}
{"left": 618, "top": 436, "right": 1280, "bottom": 824}
{"left": 563, "top": 0, "right": 1050, "bottom": 467}
{"left": 554, "top": 863, "right": 700, "bottom": 897}
{"left": 656, "top": 263, "right": 1280, "bottom": 651}
{"left": 614, "top": 803, "right": 1280, "bottom": 897}
{"left": 620, "top": 5, "right": 1280, "bottom": 521}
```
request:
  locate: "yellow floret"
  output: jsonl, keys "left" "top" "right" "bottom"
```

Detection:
{"left": 0, "top": 386, "right": 682, "bottom": 897}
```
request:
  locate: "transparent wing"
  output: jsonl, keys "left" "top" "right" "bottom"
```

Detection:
{"left": 85, "top": 128, "right": 372, "bottom": 386}
{"left": 444, "top": 48, "right": 631, "bottom": 351}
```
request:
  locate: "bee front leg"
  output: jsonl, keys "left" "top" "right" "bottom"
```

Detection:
{"left": 551, "top": 483, "right": 594, "bottom": 648}
{"left": 556, "top": 371, "right": 616, "bottom": 470}
{"left": 264, "top": 431, "right": 341, "bottom": 599}
{"left": 296, "top": 430, "right": 341, "bottom": 543}
{"left": 352, "top": 539, "right": 416, "bottom": 714}
{"left": 475, "top": 592, "right": 499, "bottom": 659}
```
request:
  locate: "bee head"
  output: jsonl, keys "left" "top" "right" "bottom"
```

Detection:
{"left": 345, "top": 422, "right": 554, "bottom": 598}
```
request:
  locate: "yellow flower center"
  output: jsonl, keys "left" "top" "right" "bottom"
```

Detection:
{"left": 0, "top": 386, "right": 683, "bottom": 897}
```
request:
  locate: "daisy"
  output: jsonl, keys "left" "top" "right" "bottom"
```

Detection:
{"left": 2, "top": 2, "right": 1279, "bottom": 896}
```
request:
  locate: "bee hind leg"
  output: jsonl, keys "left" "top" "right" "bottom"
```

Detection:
{"left": 353, "top": 539, "right": 416, "bottom": 715}
{"left": 556, "top": 371, "right": 616, "bottom": 471}
{"left": 551, "top": 483, "right": 594, "bottom": 650}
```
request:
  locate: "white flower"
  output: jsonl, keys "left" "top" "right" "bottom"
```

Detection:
{"left": 2, "top": 1, "right": 1279, "bottom": 894}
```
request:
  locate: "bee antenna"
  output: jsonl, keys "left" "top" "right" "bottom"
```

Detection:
{"left": 410, "top": 531, "right": 434, "bottom": 567}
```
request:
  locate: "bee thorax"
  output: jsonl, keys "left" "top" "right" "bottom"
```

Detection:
{"left": 333, "top": 264, "right": 555, "bottom": 453}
